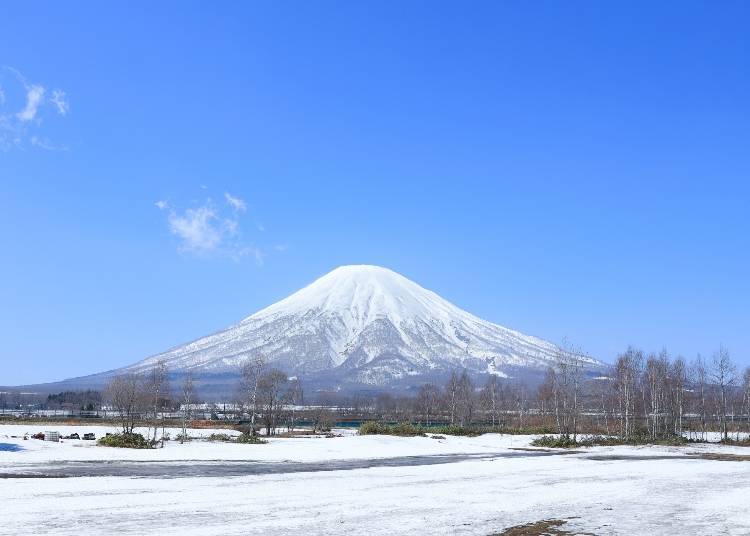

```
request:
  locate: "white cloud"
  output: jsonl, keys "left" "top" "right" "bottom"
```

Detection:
{"left": 0, "top": 67, "right": 70, "bottom": 150}
{"left": 230, "top": 244, "right": 265, "bottom": 265}
{"left": 16, "top": 84, "right": 45, "bottom": 122}
{"left": 50, "top": 90, "right": 69, "bottom": 116}
{"left": 224, "top": 192, "right": 246, "bottom": 212}
{"left": 248, "top": 246, "right": 265, "bottom": 266}
{"left": 274, "top": 244, "right": 288, "bottom": 252}
{"left": 223, "top": 218, "right": 239, "bottom": 235}
{"left": 158, "top": 192, "right": 281, "bottom": 265}
{"left": 159, "top": 197, "right": 264, "bottom": 263}
{"left": 167, "top": 205, "right": 222, "bottom": 253}
{"left": 29, "top": 135, "right": 67, "bottom": 151}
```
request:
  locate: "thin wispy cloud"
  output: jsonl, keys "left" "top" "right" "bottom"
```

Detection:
{"left": 16, "top": 84, "right": 45, "bottom": 122}
{"left": 0, "top": 66, "right": 70, "bottom": 150}
{"left": 30, "top": 136, "right": 67, "bottom": 151}
{"left": 224, "top": 192, "right": 246, "bottom": 212}
{"left": 50, "top": 90, "right": 69, "bottom": 116}
{"left": 168, "top": 205, "right": 223, "bottom": 253}
{"left": 158, "top": 192, "right": 271, "bottom": 265}
{"left": 245, "top": 246, "right": 265, "bottom": 266}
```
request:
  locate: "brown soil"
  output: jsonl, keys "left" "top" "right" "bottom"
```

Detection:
{"left": 492, "top": 519, "right": 578, "bottom": 535}
{"left": 695, "top": 452, "right": 750, "bottom": 462}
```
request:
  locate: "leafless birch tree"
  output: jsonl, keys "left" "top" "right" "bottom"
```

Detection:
{"left": 240, "top": 354, "right": 266, "bottom": 435}
{"left": 416, "top": 383, "right": 441, "bottom": 426}
{"left": 179, "top": 372, "right": 195, "bottom": 444}
{"left": 146, "top": 360, "right": 169, "bottom": 444}
{"left": 107, "top": 373, "right": 145, "bottom": 435}
{"left": 711, "top": 345, "right": 737, "bottom": 441}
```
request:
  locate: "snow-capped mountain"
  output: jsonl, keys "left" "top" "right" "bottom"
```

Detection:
{"left": 119, "top": 265, "right": 600, "bottom": 386}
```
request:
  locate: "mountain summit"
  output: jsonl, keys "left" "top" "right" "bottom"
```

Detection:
{"left": 118, "top": 265, "right": 599, "bottom": 387}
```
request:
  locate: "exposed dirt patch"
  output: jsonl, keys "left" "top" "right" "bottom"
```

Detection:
{"left": 695, "top": 452, "right": 750, "bottom": 462}
{"left": 491, "top": 518, "right": 594, "bottom": 535}
{"left": 509, "top": 447, "right": 584, "bottom": 454}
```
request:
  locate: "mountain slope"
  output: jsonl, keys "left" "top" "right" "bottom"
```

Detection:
{"left": 118, "top": 265, "right": 601, "bottom": 386}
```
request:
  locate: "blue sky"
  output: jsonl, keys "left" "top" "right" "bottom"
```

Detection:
{"left": 1, "top": 1, "right": 748, "bottom": 384}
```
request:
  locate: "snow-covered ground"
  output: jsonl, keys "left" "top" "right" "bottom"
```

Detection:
{"left": 1, "top": 423, "right": 749, "bottom": 535}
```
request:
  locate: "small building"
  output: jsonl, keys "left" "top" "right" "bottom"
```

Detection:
{"left": 44, "top": 431, "right": 60, "bottom": 442}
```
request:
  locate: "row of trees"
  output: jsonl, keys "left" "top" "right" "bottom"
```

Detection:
{"left": 603, "top": 345, "right": 749, "bottom": 441}
{"left": 333, "top": 345, "right": 750, "bottom": 443}
{"left": 106, "top": 361, "right": 196, "bottom": 444}
{"left": 237, "top": 356, "right": 303, "bottom": 436}
{"left": 105, "top": 356, "right": 305, "bottom": 441}
{"left": 369, "top": 372, "right": 534, "bottom": 431}
{"left": 534, "top": 344, "right": 750, "bottom": 442}
{"left": 101, "top": 346, "right": 748, "bottom": 443}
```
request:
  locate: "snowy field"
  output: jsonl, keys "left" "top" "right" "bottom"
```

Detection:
{"left": 1, "top": 424, "right": 749, "bottom": 535}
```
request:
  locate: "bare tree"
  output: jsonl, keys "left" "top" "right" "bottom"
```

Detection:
{"left": 311, "top": 394, "right": 336, "bottom": 433}
{"left": 614, "top": 347, "right": 643, "bottom": 440}
{"left": 257, "top": 368, "right": 289, "bottom": 436}
{"left": 711, "top": 345, "right": 737, "bottom": 441}
{"left": 416, "top": 383, "right": 441, "bottom": 426}
{"left": 511, "top": 382, "right": 529, "bottom": 431}
{"left": 644, "top": 351, "right": 670, "bottom": 439}
{"left": 179, "top": 372, "right": 195, "bottom": 444}
{"left": 481, "top": 375, "right": 503, "bottom": 428}
{"left": 537, "top": 369, "right": 555, "bottom": 422}
{"left": 691, "top": 354, "right": 708, "bottom": 440}
{"left": 146, "top": 360, "right": 169, "bottom": 445}
{"left": 240, "top": 354, "right": 266, "bottom": 435}
{"left": 551, "top": 340, "right": 586, "bottom": 440}
{"left": 670, "top": 356, "right": 687, "bottom": 436}
{"left": 375, "top": 393, "right": 395, "bottom": 420}
{"left": 285, "top": 377, "right": 303, "bottom": 432}
{"left": 455, "top": 370, "right": 475, "bottom": 426}
{"left": 589, "top": 376, "right": 612, "bottom": 436}
{"left": 741, "top": 367, "right": 750, "bottom": 437}
{"left": 445, "top": 371, "right": 460, "bottom": 425}
{"left": 107, "top": 373, "right": 145, "bottom": 435}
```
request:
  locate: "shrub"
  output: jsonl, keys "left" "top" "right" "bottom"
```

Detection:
{"left": 719, "top": 437, "right": 750, "bottom": 447}
{"left": 531, "top": 433, "right": 691, "bottom": 448}
{"left": 531, "top": 435, "right": 581, "bottom": 448}
{"left": 207, "top": 433, "right": 233, "bottom": 442}
{"left": 390, "top": 423, "right": 427, "bottom": 436}
{"left": 598, "top": 433, "right": 688, "bottom": 447}
{"left": 510, "top": 425, "right": 558, "bottom": 435}
{"left": 358, "top": 422, "right": 426, "bottom": 437}
{"left": 236, "top": 432, "right": 267, "bottom": 444}
{"left": 649, "top": 435, "right": 689, "bottom": 447}
{"left": 359, "top": 422, "right": 495, "bottom": 437}
{"left": 97, "top": 432, "right": 152, "bottom": 449}
{"left": 431, "top": 425, "right": 482, "bottom": 437}
{"left": 358, "top": 421, "right": 389, "bottom": 435}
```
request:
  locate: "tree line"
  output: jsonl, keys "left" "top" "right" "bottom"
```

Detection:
{"left": 87, "top": 343, "right": 750, "bottom": 444}
{"left": 104, "top": 356, "right": 305, "bottom": 442}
